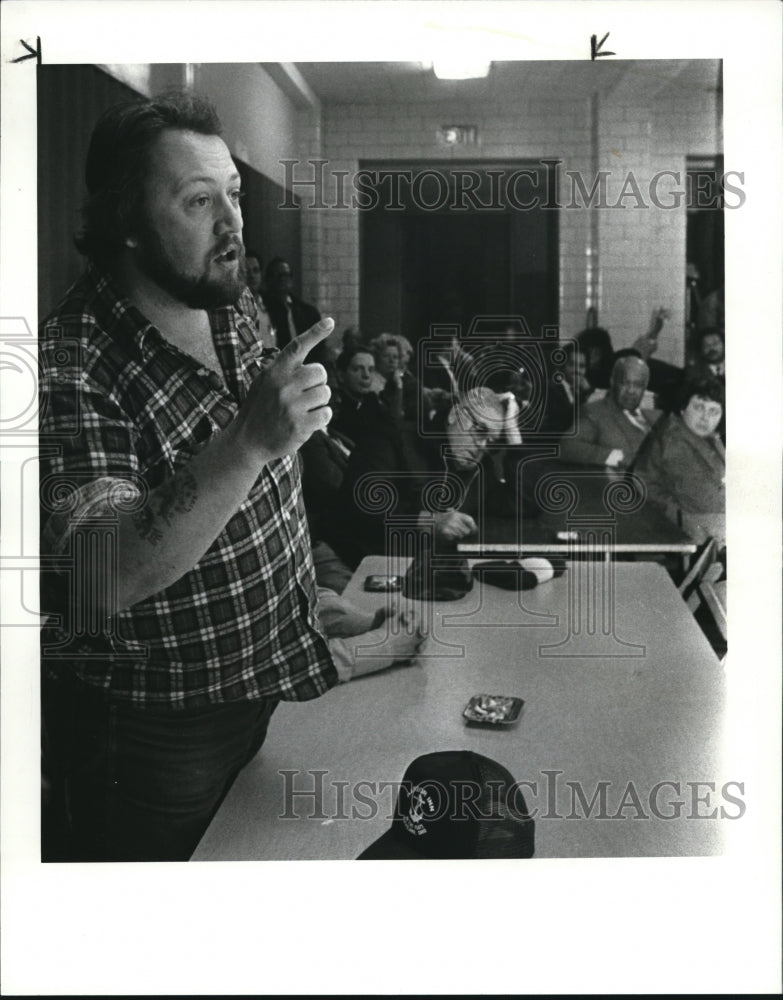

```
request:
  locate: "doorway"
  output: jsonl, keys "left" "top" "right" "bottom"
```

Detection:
{"left": 360, "top": 161, "right": 559, "bottom": 351}
{"left": 685, "top": 155, "right": 725, "bottom": 356}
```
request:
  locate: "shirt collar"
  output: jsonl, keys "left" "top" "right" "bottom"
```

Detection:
{"left": 85, "top": 259, "right": 158, "bottom": 355}
{"left": 84, "top": 259, "right": 242, "bottom": 357}
{"left": 622, "top": 406, "right": 648, "bottom": 431}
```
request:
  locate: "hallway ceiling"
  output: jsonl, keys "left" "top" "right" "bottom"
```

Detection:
{"left": 292, "top": 59, "right": 721, "bottom": 106}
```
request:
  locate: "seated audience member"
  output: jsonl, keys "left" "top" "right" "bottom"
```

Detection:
{"left": 578, "top": 311, "right": 681, "bottom": 407}
{"left": 370, "top": 332, "right": 422, "bottom": 422}
{"left": 686, "top": 328, "right": 726, "bottom": 442}
{"left": 473, "top": 370, "right": 526, "bottom": 464}
{"left": 380, "top": 331, "right": 415, "bottom": 372}
{"left": 366, "top": 333, "right": 449, "bottom": 471}
{"left": 299, "top": 428, "right": 354, "bottom": 593}
{"left": 444, "top": 387, "right": 531, "bottom": 518}
{"left": 577, "top": 326, "right": 615, "bottom": 391}
{"left": 688, "top": 327, "right": 725, "bottom": 379}
{"left": 316, "top": 590, "right": 425, "bottom": 683}
{"left": 559, "top": 355, "right": 661, "bottom": 468}
{"left": 244, "top": 249, "right": 276, "bottom": 349}
{"left": 262, "top": 257, "right": 320, "bottom": 347}
{"left": 262, "top": 255, "right": 334, "bottom": 374}
{"left": 372, "top": 331, "right": 452, "bottom": 423}
{"left": 335, "top": 397, "right": 476, "bottom": 569}
{"left": 445, "top": 387, "right": 507, "bottom": 471}
{"left": 330, "top": 345, "right": 388, "bottom": 446}
{"left": 632, "top": 376, "right": 725, "bottom": 548}
{"left": 612, "top": 348, "right": 658, "bottom": 410}
{"left": 309, "top": 539, "right": 354, "bottom": 595}
{"left": 541, "top": 342, "right": 592, "bottom": 433}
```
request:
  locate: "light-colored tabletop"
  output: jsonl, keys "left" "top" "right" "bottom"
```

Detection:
{"left": 457, "top": 533, "right": 697, "bottom": 558}
{"left": 193, "top": 558, "right": 727, "bottom": 861}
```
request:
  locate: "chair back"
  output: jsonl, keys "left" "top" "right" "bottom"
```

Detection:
{"left": 678, "top": 537, "right": 727, "bottom": 664}
{"left": 678, "top": 537, "right": 717, "bottom": 612}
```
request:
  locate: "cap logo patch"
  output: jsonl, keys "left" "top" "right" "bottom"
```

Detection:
{"left": 403, "top": 785, "right": 436, "bottom": 836}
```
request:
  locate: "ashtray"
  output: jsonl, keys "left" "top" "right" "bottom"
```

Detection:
{"left": 463, "top": 694, "right": 524, "bottom": 726}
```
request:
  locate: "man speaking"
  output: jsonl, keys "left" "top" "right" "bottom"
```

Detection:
{"left": 39, "top": 92, "right": 339, "bottom": 862}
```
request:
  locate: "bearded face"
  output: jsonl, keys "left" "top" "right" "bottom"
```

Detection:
{"left": 134, "top": 212, "right": 247, "bottom": 310}
{"left": 130, "top": 129, "right": 247, "bottom": 310}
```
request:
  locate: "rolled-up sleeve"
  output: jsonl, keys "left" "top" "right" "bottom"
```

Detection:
{"left": 41, "top": 475, "right": 143, "bottom": 555}
{"left": 39, "top": 359, "right": 143, "bottom": 550}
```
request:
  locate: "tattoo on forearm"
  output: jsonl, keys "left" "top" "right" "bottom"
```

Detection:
{"left": 132, "top": 506, "right": 164, "bottom": 545}
{"left": 157, "top": 471, "right": 199, "bottom": 525}
{"left": 132, "top": 471, "right": 199, "bottom": 546}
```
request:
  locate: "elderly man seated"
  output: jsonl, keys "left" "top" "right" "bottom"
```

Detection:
{"left": 559, "top": 355, "right": 661, "bottom": 468}
{"left": 444, "top": 387, "right": 540, "bottom": 519}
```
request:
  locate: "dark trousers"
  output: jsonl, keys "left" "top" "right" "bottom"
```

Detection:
{"left": 42, "top": 670, "right": 278, "bottom": 862}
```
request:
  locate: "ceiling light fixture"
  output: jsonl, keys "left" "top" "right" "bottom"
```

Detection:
{"left": 430, "top": 59, "right": 491, "bottom": 81}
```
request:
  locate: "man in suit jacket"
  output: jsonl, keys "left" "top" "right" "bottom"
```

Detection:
{"left": 262, "top": 257, "right": 322, "bottom": 350}
{"left": 687, "top": 327, "right": 725, "bottom": 381}
{"left": 559, "top": 355, "right": 661, "bottom": 468}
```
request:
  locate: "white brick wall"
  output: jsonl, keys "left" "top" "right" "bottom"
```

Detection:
{"left": 294, "top": 84, "right": 719, "bottom": 364}
{"left": 597, "top": 80, "right": 719, "bottom": 366}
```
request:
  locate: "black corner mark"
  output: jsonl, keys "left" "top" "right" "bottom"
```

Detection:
{"left": 590, "top": 32, "right": 615, "bottom": 61}
{"left": 12, "top": 37, "right": 42, "bottom": 65}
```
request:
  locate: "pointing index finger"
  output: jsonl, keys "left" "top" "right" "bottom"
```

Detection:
{"left": 277, "top": 317, "right": 334, "bottom": 370}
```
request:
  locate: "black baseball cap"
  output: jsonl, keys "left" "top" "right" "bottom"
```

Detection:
{"left": 357, "top": 750, "right": 535, "bottom": 860}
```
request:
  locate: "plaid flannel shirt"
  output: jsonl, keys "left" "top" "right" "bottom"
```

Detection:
{"left": 39, "top": 262, "right": 337, "bottom": 709}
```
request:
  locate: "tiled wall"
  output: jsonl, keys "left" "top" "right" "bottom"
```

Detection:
{"left": 97, "top": 62, "right": 720, "bottom": 365}
{"left": 597, "top": 74, "right": 720, "bottom": 365}
{"left": 196, "top": 64, "right": 299, "bottom": 185}
{"left": 295, "top": 82, "right": 720, "bottom": 365}
{"left": 99, "top": 62, "right": 720, "bottom": 366}
{"left": 295, "top": 97, "right": 592, "bottom": 351}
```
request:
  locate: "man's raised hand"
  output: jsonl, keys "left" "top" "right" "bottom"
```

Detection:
{"left": 236, "top": 317, "right": 335, "bottom": 463}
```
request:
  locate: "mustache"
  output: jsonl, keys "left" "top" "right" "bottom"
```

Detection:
{"left": 211, "top": 237, "right": 244, "bottom": 259}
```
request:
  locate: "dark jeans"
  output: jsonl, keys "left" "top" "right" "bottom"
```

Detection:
{"left": 42, "top": 670, "right": 278, "bottom": 862}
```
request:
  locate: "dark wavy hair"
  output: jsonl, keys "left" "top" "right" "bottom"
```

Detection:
{"left": 674, "top": 374, "right": 725, "bottom": 414}
{"left": 335, "top": 344, "right": 375, "bottom": 373}
{"left": 74, "top": 91, "right": 223, "bottom": 261}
